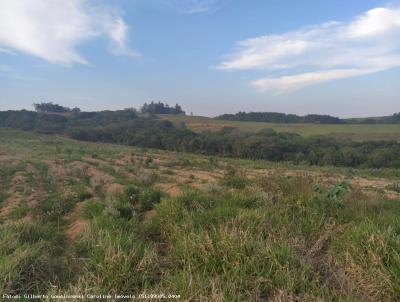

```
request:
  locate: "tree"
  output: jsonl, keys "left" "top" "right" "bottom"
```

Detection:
{"left": 140, "top": 102, "right": 185, "bottom": 115}
{"left": 33, "top": 102, "right": 71, "bottom": 113}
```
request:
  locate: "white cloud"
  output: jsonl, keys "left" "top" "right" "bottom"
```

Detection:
{"left": 347, "top": 7, "right": 400, "bottom": 38}
{"left": 218, "top": 6, "right": 400, "bottom": 92}
{"left": 252, "top": 68, "right": 382, "bottom": 93}
{"left": 0, "top": 0, "right": 136, "bottom": 65}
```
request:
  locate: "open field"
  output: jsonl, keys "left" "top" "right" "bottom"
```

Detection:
{"left": 159, "top": 114, "right": 400, "bottom": 141}
{"left": 1, "top": 128, "right": 400, "bottom": 301}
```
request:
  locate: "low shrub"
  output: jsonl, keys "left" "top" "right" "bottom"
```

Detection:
{"left": 140, "top": 188, "right": 162, "bottom": 211}
{"left": 222, "top": 175, "right": 249, "bottom": 189}
{"left": 124, "top": 185, "right": 140, "bottom": 203}
{"left": 77, "top": 189, "right": 92, "bottom": 201}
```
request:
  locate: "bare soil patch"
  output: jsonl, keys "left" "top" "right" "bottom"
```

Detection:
{"left": 386, "top": 191, "right": 400, "bottom": 200}
{"left": 65, "top": 202, "right": 87, "bottom": 242}
{"left": 0, "top": 172, "right": 25, "bottom": 217}
{"left": 143, "top": 208, "right": 156, "bottom": 220}
{"left": 182, "top": 169, "right": 222, "bottom": 181}
{"left": 43, "top": 159, "right": 68, "bottom": 179}
{"left": 0, "top": 155, "right": 19, "bottom": 163}
{"left": 83, "top": 156, "right": 109, "bottom": 166}
{"left": 112, "top": 159, "right": 128, "bottom": 167}
{"left": 157, "top": 183, "right": 182, "bottom": 197}
{"left": 106, "top": 183, "right": 125, "bottom": 197}
{"left": 352, "top": 177, "right": 395, "bottom": 189}
{"left": 188, "top": 122, "right": 232, "bottom": 130}
{"left": 168, "top": 169, "right": 221, "bottom": 186}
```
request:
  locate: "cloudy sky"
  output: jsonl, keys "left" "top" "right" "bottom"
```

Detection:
{"left": 0, "top": 0, "right": 399, "bottom": 117}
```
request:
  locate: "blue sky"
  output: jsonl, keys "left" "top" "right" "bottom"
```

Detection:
{"left": 0, "top": 0, "right": 399, "bottom": 117}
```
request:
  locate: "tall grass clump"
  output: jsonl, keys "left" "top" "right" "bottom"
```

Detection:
{"left": 69, "top": 213, "right": 161, "bottom": 294}
{"left": 0, "top": 222, "right": 70, "bottom": 294}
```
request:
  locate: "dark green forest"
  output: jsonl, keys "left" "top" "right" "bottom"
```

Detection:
{"left": 1, "top": 107, "right": 400, "bottom": 169}
{"left": 217, "top": 112, "right": 344, "bottom": 124}
{"left": 217, "top": 111, "right": 400, "bottom": 124}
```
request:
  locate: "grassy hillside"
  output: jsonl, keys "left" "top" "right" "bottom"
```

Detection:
{"left": 159, "top": 114, "right": 400, "bottom": 141}
{"left": 1, "top": 128, "right": 400, "bottom": 300}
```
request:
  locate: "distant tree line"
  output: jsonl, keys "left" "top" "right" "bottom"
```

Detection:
{"left": 33, "top": 101, "right": 186, "bottom": 115}
{"left": 1, "top": 109, "right": 400, "bottom": 169}
{"left": 352, "top": 113, "right": 400, "bottom": 124}
{"left": 31, "top": 102, "right": 400, "bottom": 124}
{"left": 217, "top": 111, "right": 400, "bottom": 124}
{"left": 216, "top": 112, "right": 344, "bottom": 124}
{"left": 141, "top": 102, "right": 185, "bottom": 115}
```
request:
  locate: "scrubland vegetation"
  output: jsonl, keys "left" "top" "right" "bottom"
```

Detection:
{"left": 1, "top": 109, "right": 400, "bottom": 169}
{"left": 0, "top": 128, "right": 400, "bottom": 301}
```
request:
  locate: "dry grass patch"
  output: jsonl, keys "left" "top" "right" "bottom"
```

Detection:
{"left": 65, "top": 202, "right": 88, "bottom": 242}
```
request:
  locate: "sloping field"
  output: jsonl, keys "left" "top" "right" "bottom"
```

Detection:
{"left": 1, "top": 129, "right": 400, "bottom": 300}
{"left": 159, "top": 114, "right": 400, "bottom": 141}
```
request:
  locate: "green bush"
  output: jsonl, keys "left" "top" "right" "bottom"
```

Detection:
{"left": 36, "top": 196, "right": 76, "bottom": 222}
{"left": 77, "top": 189, "right": 92, "bottom": 201}
{"left": 140, "top": 188, "right": 162, "bottom": 211}
{"left": 82, "top": 200, "right": 106, "bottom": 219}
{"left": 124, "top": 185, "right": 140, "bottom": 202}
{"left": 116, "top": 202, "right": 135, "bottom": 219}
{"left": 222, "top": 175, "right": 249, "bottom": 189}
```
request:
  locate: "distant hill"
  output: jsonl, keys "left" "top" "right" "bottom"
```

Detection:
{"left": 216, "top": 111, "right": 400, "bottom": 124}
